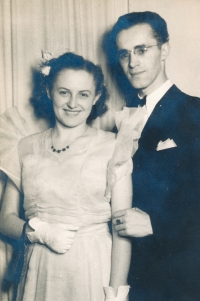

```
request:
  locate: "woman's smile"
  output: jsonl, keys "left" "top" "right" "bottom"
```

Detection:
{"left": 63, "top": 109, "right": 81, "bottom": 117}
{"left": 48, "top": 69, "right": 99, "bottom": 128}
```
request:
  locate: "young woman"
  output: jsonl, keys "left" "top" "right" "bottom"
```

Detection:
{"left": 0, "top": 52, "right": 132, "bottom": 301}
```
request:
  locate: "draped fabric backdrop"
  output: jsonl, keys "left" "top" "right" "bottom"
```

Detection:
{"left": 0, "top": 0, "right": 129, "bottom": 131}
{"left": 0, "top": 0, "right": 200, "bottom": 128}
{"left": 0, "top": 1, "right": 200, "bottom": 301}
{"left": 0, "top": 1, "right": 128, "bottom": 301}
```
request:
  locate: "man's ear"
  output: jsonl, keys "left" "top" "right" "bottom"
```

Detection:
{"left": 161, "top": 43, "right": 170, "bottom": 60}
{"left": 93, "top": 92, "right": 101, "bottom": 105}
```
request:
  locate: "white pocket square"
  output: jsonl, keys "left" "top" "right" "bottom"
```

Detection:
{"left": 156, "top": 138, "right": 177, "bottom": 151}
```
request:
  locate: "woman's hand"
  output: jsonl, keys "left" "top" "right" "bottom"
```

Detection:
{"left": 104, "top": 285, "right": 130, "bottom": 301}
{"left": 27, "top": 217, "right": 79, "bottom": 253}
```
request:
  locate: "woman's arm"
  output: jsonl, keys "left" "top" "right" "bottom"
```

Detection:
{"left": 0, "top": 178, "right": 25, "bottom": 239}
{"left": 109, "top": 174, "right": 132, "bottom": 296}
{"left": 0, "top": 178, "right": 78, "bottom": 253}
{"left": 0, "top": 171, "right": 7, "bottom": 207}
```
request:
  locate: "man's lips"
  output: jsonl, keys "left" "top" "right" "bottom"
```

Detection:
{"left": 129, "top": 71, "right": 145, "bottom": 76}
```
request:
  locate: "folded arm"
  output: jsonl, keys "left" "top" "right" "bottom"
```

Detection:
{"left": 0, "top": 178, "right": 79, "bottom": 253}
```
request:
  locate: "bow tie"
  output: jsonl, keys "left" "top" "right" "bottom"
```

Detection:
{"left": 139, "top": 95, "right": 146, "bottom": 107}
{"left": 128, "top": 95, "right": 147, "bottom": 107}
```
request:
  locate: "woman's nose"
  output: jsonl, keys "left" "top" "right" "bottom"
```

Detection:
{"left": 67, "top": 96, "right": 77, "bottom": 108}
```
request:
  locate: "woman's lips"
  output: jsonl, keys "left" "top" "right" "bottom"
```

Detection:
{"left": 63, "top": 109, "right": 81, "bottom": 116}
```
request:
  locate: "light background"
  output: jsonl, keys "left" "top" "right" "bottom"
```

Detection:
{"left": 0, "top": 1, "right": 200, "bottom": 300}
{"left": 0, "top": 0, "right": 200, "bottom": 131}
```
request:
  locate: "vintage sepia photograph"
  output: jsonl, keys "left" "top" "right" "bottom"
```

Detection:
{"left": 0, "top": 0, "right": 200, "bottom": 300}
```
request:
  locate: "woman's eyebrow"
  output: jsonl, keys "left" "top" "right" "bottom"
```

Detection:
{"left": 79, "top": 90, "right": 91, "bottom": 93}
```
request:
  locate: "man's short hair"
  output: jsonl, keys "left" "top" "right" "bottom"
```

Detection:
{"left": 103, "top": 11, "right": 169, "bottom": 102}
{"left": 105, "top": 11, "right": 169, "bottom": 69}
{"left": 111, "top": 11, "right": 169, "bottom": 46}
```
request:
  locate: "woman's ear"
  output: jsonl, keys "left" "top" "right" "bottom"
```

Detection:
{"left": 46, "top": 87, "right": 51, "bottom": 100}
{"left": 161, "top": 42, "right": 170, "bottom": 61}
{"left": 93, "top": 92, "right": 101, "bottom": 105}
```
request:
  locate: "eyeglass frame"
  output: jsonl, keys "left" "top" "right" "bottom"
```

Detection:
{"left": 117, "top": 44, "right": 160, "bottom": 61}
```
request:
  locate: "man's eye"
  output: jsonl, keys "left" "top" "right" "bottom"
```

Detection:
{"left": 119, "top": 52, "right": 129, "bottom": 59}
{"left": 136, "top": 47, "right": 147, "bottom": 55}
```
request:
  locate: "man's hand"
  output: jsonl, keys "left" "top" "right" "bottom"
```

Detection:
{"left": 112, "top": 207, "right": 153, "bottom": 237}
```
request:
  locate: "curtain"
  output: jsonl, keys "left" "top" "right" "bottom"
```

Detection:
{"left": 1, "top": 1, "right": 199, "bottom": 300}
{"left": 129, "top": 0, "right": 200, "bottom": 97}
{"left": 0, "top": 0, "right": 129, "bottom": 131}
{"left": 0, "top": 1, "right": 128, "bottom": 300}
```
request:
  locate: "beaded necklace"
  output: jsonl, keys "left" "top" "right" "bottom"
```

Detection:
{"left": 51, "top": 127, "right": 88, "bottom": 153}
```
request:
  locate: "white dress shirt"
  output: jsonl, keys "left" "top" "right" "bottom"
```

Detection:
{"left": 139, "top": 79, "right": 173, "bottom": 125}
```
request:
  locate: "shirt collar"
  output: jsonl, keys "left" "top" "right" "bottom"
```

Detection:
{"left": 138, "top": 79, "right": 173, "bottom": 117}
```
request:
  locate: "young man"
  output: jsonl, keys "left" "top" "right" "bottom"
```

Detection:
{"left": 108, "top": 11, "right": 200, "bottom": 301}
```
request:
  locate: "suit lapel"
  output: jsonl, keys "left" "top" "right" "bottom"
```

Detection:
{"left": 138, "top": 85, "right": 180, "bottom": 151}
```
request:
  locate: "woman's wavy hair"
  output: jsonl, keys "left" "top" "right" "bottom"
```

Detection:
{"left": 31, "top": 52, "right": 108, "bottom": 125}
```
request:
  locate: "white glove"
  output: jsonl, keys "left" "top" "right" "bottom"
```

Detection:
{"left": 26, "top": 217, "right": 79, "bottom": 254}
{"left": 104, "top": 285, "right": 130, "bottom": 301}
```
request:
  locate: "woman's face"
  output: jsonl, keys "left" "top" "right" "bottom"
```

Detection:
{"left": 47, "top": 69, "right": 99, "bottom": 128}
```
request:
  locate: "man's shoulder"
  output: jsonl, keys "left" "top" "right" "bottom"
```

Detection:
{"left": 160, "top": 85, "right": 200, "bottom": 117}
{"left": 165, "top": 84, "right": 200, "bottom": 102}
{"left": 162, "top": 85, "right": 200, "bottom": 135}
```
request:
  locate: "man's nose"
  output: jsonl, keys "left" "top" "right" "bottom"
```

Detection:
{"left": 67, "top": 96, "right": 77, "bottom": 108}
{"left": 129, "top": 51, "right": 140, "bottom": 68}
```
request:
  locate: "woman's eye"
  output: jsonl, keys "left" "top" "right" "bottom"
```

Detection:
{"left": 60, "top": 91, "right": 69, "bottom": 95}
{"left": 80, "top": 93, "right": 89, "bottom": 98}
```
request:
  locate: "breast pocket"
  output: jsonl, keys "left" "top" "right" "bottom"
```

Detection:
{"left": 152, "top": 147, "right": 180, "bottom": 176}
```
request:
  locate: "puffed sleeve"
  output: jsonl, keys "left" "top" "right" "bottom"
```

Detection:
{"left": 0, "top": 107, "right": 30, "bottom": 190}
{"left": 105, "top": 106, "right": 147, "bottom": 197}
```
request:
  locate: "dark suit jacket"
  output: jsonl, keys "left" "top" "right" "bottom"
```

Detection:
{"left": 129, "top": 85, "right": 200, "bottom": 301}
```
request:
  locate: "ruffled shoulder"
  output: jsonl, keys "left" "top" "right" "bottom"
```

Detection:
{"left": 105, "top": 106, "right": 147, "bottom": 197}
{"left": 0, "top": 106, "right": 31, "bottom": 189}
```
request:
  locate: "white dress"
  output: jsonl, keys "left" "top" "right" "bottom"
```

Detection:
{"left": 1, "top": 105, "right": 147, "bottom": 301}
{"left": 4, "top": 126, "right": 132, "bottom": 301}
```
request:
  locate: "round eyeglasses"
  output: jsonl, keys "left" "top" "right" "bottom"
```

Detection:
{"left": 117, "top": 44, "right": 159, "bottom": 61}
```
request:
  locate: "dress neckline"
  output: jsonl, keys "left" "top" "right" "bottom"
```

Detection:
{"left": 43, "top": 126, "right": 95, "bottom": 161}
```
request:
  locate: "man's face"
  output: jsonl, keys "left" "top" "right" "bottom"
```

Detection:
{"left": 116, "top": 23, "right": 168, "bottom": 95}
